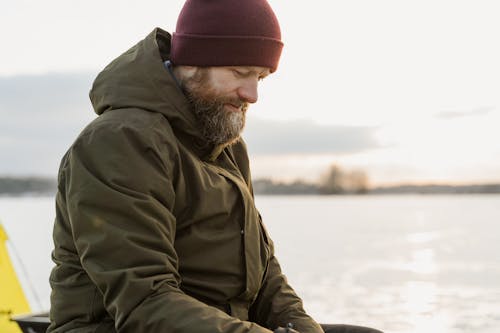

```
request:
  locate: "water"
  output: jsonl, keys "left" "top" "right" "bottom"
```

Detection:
{"left": 1, "top": 195, "right": 499, "bottom": 333}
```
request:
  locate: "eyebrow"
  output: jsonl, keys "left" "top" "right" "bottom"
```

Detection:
{"left": 231, "top": 67, "right": 270, "bottom": 77}
{"left": 255, "top": 69, "right": 271, "bottom": 77}
{"left": 238, "top": 69, "right": 270, "bottom": 77}
{"left": 258, "top": 70, "right": 270, "bottom": 78}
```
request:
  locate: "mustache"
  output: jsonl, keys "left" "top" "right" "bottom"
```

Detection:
{"left": 218, "top": 97, "right": 249, "bottom": 112}
{"left": 188, "top": 94, "right": 248, "bottom": 111}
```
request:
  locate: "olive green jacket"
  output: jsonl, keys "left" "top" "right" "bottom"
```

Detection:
{"left": 48, "top": 28, "right": 323, "bottom": 333}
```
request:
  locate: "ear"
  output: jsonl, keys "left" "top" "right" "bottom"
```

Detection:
{"left": 172, "top": 65, "right": 199, "bottom": 82}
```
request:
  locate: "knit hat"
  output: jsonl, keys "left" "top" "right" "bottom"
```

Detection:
{"left": 171, "top": 0, "right": 283, "bottom": 72}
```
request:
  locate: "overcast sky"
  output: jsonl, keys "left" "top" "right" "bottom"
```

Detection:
{"left": 1, "top": 0, "right": 499, "bottom": 185}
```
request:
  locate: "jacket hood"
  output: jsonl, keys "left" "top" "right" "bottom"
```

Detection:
{"left": 89, "top": 28, "right": 221, "bottom": 159}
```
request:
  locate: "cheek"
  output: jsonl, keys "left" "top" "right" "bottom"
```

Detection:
{"left": 208, "top": 72, "right": 240, "bottom": 96}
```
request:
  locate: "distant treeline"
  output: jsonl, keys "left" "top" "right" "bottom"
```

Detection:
{"left": 0, "top": 177, "right": 56, "bottom": 196}
{"left": 370, "top": 183, "right": 500, "bottom": 195}
{"left": 253, "top": 179, "right": 500, "bottom": 195}
{"left": 253, "top": 164, "right": 500, "bottom": 195}
{"left": 254, "top": 164, "right": 370, "bottom": 195}
{"left": 2, "top": 174, "right": 500, "bottom": 196}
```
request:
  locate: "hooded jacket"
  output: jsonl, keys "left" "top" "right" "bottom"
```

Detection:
{"left": 48, "top": 28, "right": 323, "bottom": 333}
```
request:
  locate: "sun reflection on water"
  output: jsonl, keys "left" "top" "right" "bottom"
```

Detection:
{"left": 406, "top": 231, "right": 440, "bottom": 244}
{"left": 405, "top": 248, "right": 437, "bottom": 275}
{"left": 400, "top": 281, "right": 452, "bottom": 333}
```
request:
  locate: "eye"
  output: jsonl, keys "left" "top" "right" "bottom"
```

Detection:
{"left": 232, "top": 69, "right": 246, "bottom": 77}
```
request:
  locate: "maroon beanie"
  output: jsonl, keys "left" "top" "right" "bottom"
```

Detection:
{"left": 171, "top": 0, "right": 283, "bottom": 72}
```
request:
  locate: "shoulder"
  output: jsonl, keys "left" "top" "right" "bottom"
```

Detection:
{"left": 75, "top": 109, "right": 177, "bottom": 152}
{"left": 61, "top": 109, "right": 180, "bottom": 175}
{"left": 84, "top": 108, "right": 175, "bottom": 141}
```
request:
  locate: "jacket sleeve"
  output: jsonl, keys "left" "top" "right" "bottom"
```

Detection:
{"left": 249, "top": 231, "right": 323, "bottom": 333}
{"left": 62, "top": 116, "right": 272, "bottom": 333}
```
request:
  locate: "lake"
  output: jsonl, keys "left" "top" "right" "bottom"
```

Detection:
{"left": 1, "top": 195, "right": 499, "bottom": 333}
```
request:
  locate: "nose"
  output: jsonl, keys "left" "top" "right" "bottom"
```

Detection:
{"left": 237, "top": 79, "right": 259, "bottom": 104}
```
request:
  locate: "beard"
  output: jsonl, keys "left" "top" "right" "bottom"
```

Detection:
{"left": 181, "top": 69, "right": 249, "bottom": 147}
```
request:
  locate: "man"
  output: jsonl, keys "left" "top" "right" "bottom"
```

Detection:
{"left": 48, "top": 0, "right": 382, "bottom": 332}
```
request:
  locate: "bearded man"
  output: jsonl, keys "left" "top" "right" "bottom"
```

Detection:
{"left": 48, "top": 1, "right": 383, "bottom": 333}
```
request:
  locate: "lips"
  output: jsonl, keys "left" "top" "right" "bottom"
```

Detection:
{"left": 224, "top": 103, "right": 243, "bottom": 112}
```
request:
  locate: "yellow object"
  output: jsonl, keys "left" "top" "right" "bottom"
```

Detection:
{"left": 0, "top": 223, "right": 31, "bottom": 333}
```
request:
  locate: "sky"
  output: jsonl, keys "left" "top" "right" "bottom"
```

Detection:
{"left": 1, "top": 0, "right": 500, "bottom": 186}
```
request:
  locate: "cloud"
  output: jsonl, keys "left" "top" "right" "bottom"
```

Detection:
{"left": 0, "top": 73, "right": 97, "bottom": 176}
{"left": 0, "top": 72, "right": 381, "bottom": 176}
{"left": 243, "top": 117, "right": 380, "bottom": 155}
{"left": 435, "top": 106, "right": 496, "bottom": 119}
